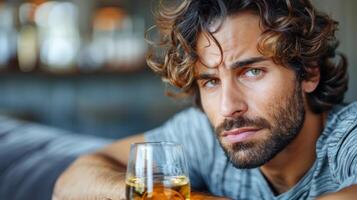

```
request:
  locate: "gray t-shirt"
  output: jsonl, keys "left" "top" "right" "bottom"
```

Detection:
{"left": 145, "top": 102, "right": 357, "bottom": 200}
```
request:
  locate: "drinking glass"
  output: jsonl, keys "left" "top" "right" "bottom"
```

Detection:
{"left": 125, "top": 142, "right": 190, "bottom": 200}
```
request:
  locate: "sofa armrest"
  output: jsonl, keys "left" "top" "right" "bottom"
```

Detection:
{"left": 0, "top": 116, "right": 112, "bottom": 200}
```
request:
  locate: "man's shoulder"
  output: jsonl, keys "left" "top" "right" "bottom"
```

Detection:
{"left": 322, "top": 101, "right": 357, "bottom": 160}
{"left": 324, "top": 102, "right": 357, "bottom": 183}
{"left": 326, "top": 102, "right": 357, "bottom": 135}
{"left": 329, "top": 102, "right": 357, "bottom": 125}
{"left": 175, "top": 107, "right": 206, "bottom": 118}
{"left": 168, "top": 107, "right": 208, "bottom": 126}
{"left": 145, "top": 107, "right": 211, "bottom": 139}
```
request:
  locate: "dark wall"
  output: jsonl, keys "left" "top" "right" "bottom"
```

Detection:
{"left": 0, "top": 72, "right": 188, "bottom": 139}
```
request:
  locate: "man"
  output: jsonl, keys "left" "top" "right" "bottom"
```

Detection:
{"left": 53, "top": 0, "right": 357, "bottom": 199}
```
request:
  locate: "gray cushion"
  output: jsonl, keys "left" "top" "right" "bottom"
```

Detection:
{"left": 0, "top": 116, "right": 112, "bottom": 200}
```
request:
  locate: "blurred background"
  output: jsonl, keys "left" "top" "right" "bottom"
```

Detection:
{"left": 0, "top": 0, "right": 356, "bottom": 139}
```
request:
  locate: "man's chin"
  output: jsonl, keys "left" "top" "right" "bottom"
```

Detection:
{"left": 227, "top": 152, "right": 270, "bottom": 169}
{"left": 221, "top": 142, "right": 276, "bottom": 169}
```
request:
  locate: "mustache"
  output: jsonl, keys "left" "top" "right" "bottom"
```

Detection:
{"left": 215, "top": 116, "right": 271, "bottom": 136}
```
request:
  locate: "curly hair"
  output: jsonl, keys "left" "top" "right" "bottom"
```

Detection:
{"left": 146, "top": 0, "right": 348, "bottom": 113}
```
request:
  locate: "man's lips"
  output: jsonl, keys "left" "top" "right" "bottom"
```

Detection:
{"left": 221, "top": 127, "right": 262, "bottom": 144}
{"left": 222, "top": 127, "right": 261, "bottom": 136}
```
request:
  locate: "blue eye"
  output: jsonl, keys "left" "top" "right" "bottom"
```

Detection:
{"left": 244, "top": 68, "right": 262, "bottom": 78}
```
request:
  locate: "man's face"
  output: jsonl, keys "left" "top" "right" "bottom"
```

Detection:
{"left": 195, "top": 12, "right": 306, "bottom": 169}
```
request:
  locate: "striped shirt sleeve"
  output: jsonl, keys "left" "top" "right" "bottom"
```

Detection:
{"left": 144, "top": 108, "right": 215, "bottom": 190}
{"left": 328, "top": 108, "right": 357, "bottom": 190}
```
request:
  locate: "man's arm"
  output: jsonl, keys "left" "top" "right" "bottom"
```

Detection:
{"left": 317, "top": 185, "right": 357, "bottom": 200}
{"left": 53, "top": 134, "right": 145, "bottom": 200}
{"left": 53, "top": 134, "right": 229, "bottom": 200}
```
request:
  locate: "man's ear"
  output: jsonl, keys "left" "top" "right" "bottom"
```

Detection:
{"left": 301, "top": 67, "right": 320, "bottom": 93}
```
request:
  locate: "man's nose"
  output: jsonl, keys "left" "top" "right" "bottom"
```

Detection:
{"left": 219, "top": 81, "right": 248, "bottom": 118}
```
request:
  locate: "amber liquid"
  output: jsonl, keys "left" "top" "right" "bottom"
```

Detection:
{"left": 125, "top": 175, "right": 190, "bottom": 200}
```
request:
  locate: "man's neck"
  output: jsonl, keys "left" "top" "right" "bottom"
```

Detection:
{"left": 259, "top": 109, "right": 327, "bottom": 195}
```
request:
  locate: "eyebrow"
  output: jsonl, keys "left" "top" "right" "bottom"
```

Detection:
{"left": 228, "top": 56, "right": 267, "bottom": 69}
{"left": 195, "top": 73, "right": 215, "bottom": 81}
{"left": 195, "top": 56, "right": 268, "bottom": 80}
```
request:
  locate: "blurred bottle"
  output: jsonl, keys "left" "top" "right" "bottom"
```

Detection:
{"left": 0, "top": 3, "right": 18, "bottom": 71}
{"left": 90, "top": 7, "right": 126, "bottom": 71}
{"left": 17, "top": 2, "right": 39, "bottom": 72}
{"left": 35, "top": 1, "right": 80, "bottom": 73}
{"left": 79, "top": 6, "right": 147, "bottom": 73}
{"left": 114, "top": 15, "right": 147, "bottom": 71}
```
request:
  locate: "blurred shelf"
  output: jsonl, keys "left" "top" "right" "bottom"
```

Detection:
{"left": 0, "top": 64, "right": 152, "bottom": 77}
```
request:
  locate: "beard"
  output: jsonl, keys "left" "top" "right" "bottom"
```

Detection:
{"left": 214, "top": 82, "right": 305, "bottom": 169}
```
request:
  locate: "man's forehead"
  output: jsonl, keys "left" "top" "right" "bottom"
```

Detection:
{"left": 195, "top": 12, "right": 263, "bottom": 70}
